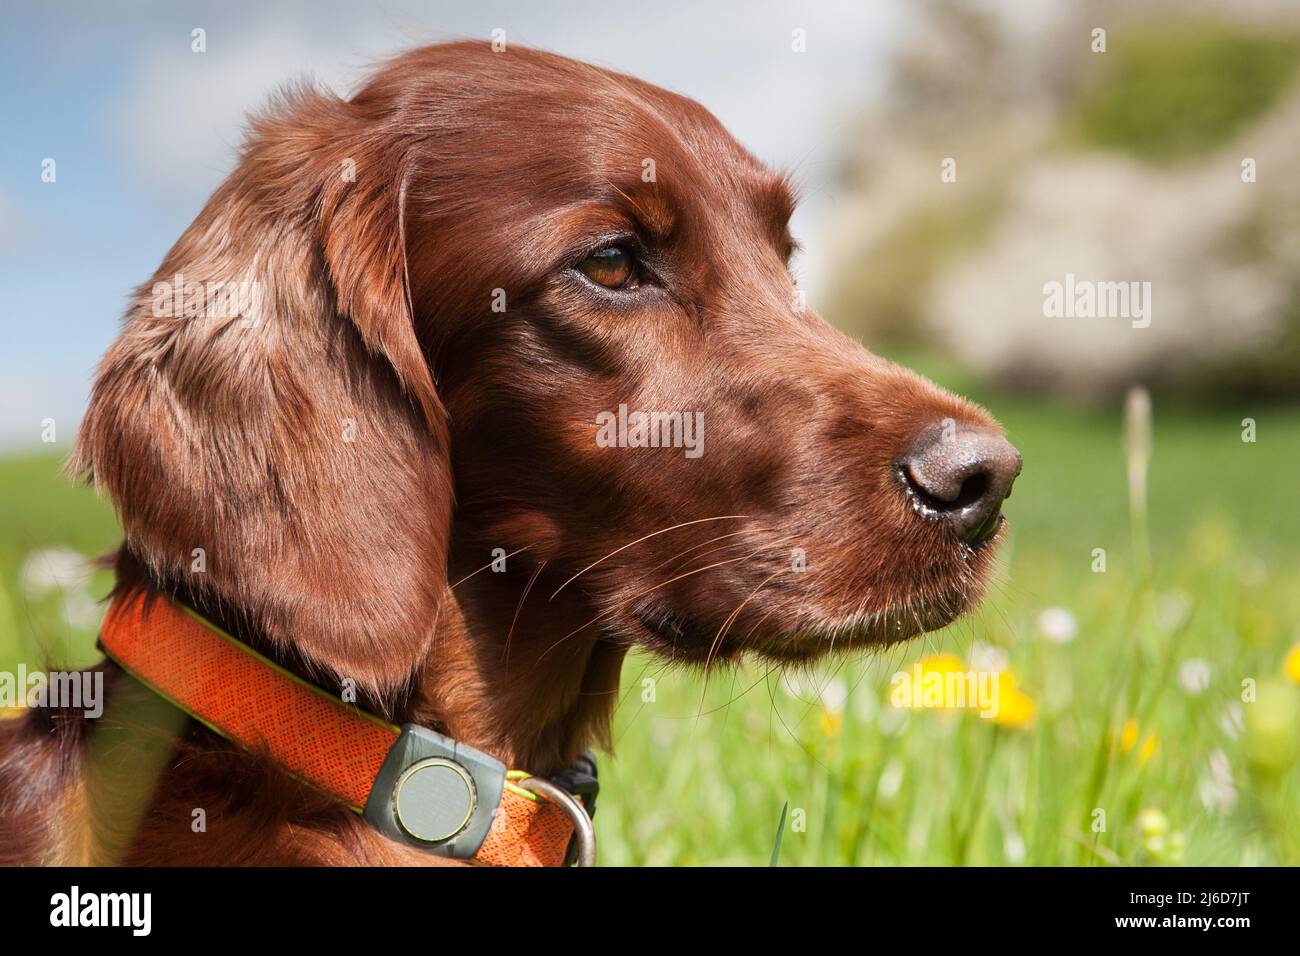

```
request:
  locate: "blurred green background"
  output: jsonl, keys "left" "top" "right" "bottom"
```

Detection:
{"left": 3, "top": 2, "right": 1299, "bottom": 865}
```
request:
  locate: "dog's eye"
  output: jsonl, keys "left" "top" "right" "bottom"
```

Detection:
{"left": 576, "top": 246, "right": 636, "bottom": 289}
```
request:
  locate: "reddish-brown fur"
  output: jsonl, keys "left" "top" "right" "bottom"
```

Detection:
{"left": 0, "top": 42, "right": 1007, "bottom": 865}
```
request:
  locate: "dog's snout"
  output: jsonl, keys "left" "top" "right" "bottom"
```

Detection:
{"left": 900, "top": 425, "right": 1023, "bottom": 545}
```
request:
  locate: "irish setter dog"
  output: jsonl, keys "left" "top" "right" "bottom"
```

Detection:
{"left": 0, "top": 41, "right": 1020, "bottom": 865}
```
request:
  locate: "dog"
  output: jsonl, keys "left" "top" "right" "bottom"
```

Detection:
{"left": 0, "top": 41, "right": 1020, "bottom": 866}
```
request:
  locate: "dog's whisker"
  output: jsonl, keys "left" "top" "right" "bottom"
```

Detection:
{"left": 503, "top": 560, "right": 546, "bottom": 668}
{"left": 538, "top": 553, "right": 755, "bottom": 660}
{"left": 696, "top": 568, "right": 788, "bottom": 717}
{"left": 548, "top": 515, "right": 748, "bottom": 601}
{"left": 704, "top": 568, "right": 788, "bottom": 672}
{"left": 449, "top": 544, "right": 534, "bottom": 590}
{"left": 655, "top": 529, "right": 765, "bottom": 577}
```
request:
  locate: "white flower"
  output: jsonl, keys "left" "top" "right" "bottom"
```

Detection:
{"left": 1218, "top": 704, "right": 1245, "bottom": 740}
{"left": 18, "top": 547, "right": 90, "bottom": 598}
{"left": 1153, "top": 591, "right": 1191, "bottom": 632}
{"left": 819, "top": 676, "right": 847, "bottom": 714}
{"left": 1036, "top": 607, "right": 1077, "bottom": 644}
{"left": 1003, "top": 827, "right": 1026, "bottom": 864}
{"left": 853, "top": 681, "right": 879, "bottom": 722}
{"left": 876, "top": 758, "right": 904, "bottom": 802}
{"left": 877, "top": 705, "right": 907, "bottom": 737}
{"left": 1178, "top": 659, "right": 1212, "bottom": 695}
{"left": 1198, "top": 749, "right": 1237, "bottom": 814}
{"left": 651, "top": 719, "right": 676, "bottom": 749}
{"left": 62, "top": 590, "right": 102, "bottom": 631}
{"left": 970, "top": 640, "right": 1009, "bottom": 673}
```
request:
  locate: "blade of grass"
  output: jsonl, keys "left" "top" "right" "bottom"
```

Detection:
{"left": 769, "top": 801, "right": 788, "bottom": 866}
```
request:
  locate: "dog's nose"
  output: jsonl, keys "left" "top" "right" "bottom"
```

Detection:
{"left": 900, "top": 424, "right": 1022, "bottom": 545}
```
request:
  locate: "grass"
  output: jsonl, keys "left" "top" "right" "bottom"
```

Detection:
{"left": 2, "top": 381, "right": 1298, "bottom": 866}
{"left": 597, "top": 375, "right": 1300, "bottom": 866}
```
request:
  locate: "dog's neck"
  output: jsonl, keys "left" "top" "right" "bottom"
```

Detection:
{"left": 411, "top": 577, "right": 626, "bottom": 773}
{"left": 113, "top": 547, "right": 624, "bottom": 776}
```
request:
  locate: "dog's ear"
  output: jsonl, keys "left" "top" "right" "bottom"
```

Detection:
{"left": 70, "top": 89, "right": 451, "bottom": 696}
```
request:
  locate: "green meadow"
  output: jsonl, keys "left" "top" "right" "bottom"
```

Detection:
{"left": 2, "top": 373, "right": 1298, "bottom": 865}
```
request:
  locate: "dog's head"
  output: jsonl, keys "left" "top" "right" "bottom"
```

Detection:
{"left": 75, "top": 43, "right": 1019, "bottom": 696}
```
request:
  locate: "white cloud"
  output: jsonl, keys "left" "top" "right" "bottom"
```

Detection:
{"left": 110, "top": 12, "right": 388, "bottom": 197}
{"left": 109, "top": 1, "right": 901, "bottom": 288}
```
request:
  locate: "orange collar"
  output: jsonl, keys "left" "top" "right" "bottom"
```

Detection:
{"left": 98, "top": 589, "right": 593, "bottom": 866}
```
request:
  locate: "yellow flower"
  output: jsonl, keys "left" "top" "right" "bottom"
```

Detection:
{"left": 1285, "top": 644, "right": 1300, "bottom": 685}
{"left": 992, "top": 671, "right": 1037, "bottom": 728}
{"left": 818, "top": 708, "right": 843, "bottom": 738}
{"left": 1137, "top": 807, "right": 1168, "bottom": 840}
{"left": 920, "top": 653, "right": 966, "bottom": 676}
{"left": 1137, "top": 807, "right": 1184, "bottom": 861}
{"left": 890, "top": 654, "right": 1035, "bottom": 726}
{"left": 889, "top": 653, "right": 966, "bottom": 711}
{"left": 1118, "top": 718, "right": 1158, "bottom": 764}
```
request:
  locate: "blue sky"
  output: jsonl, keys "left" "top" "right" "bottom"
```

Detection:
{"left": 0, "top": 0, "right": 905, "bottom": 449}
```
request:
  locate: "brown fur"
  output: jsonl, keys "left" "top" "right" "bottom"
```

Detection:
{"left": 0, "top": 42, "right": 1007, "bottom": 865}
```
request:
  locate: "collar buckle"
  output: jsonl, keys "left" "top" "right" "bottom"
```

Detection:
{"left": 363, "top": 723, "right": 506, "bottom": 858}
